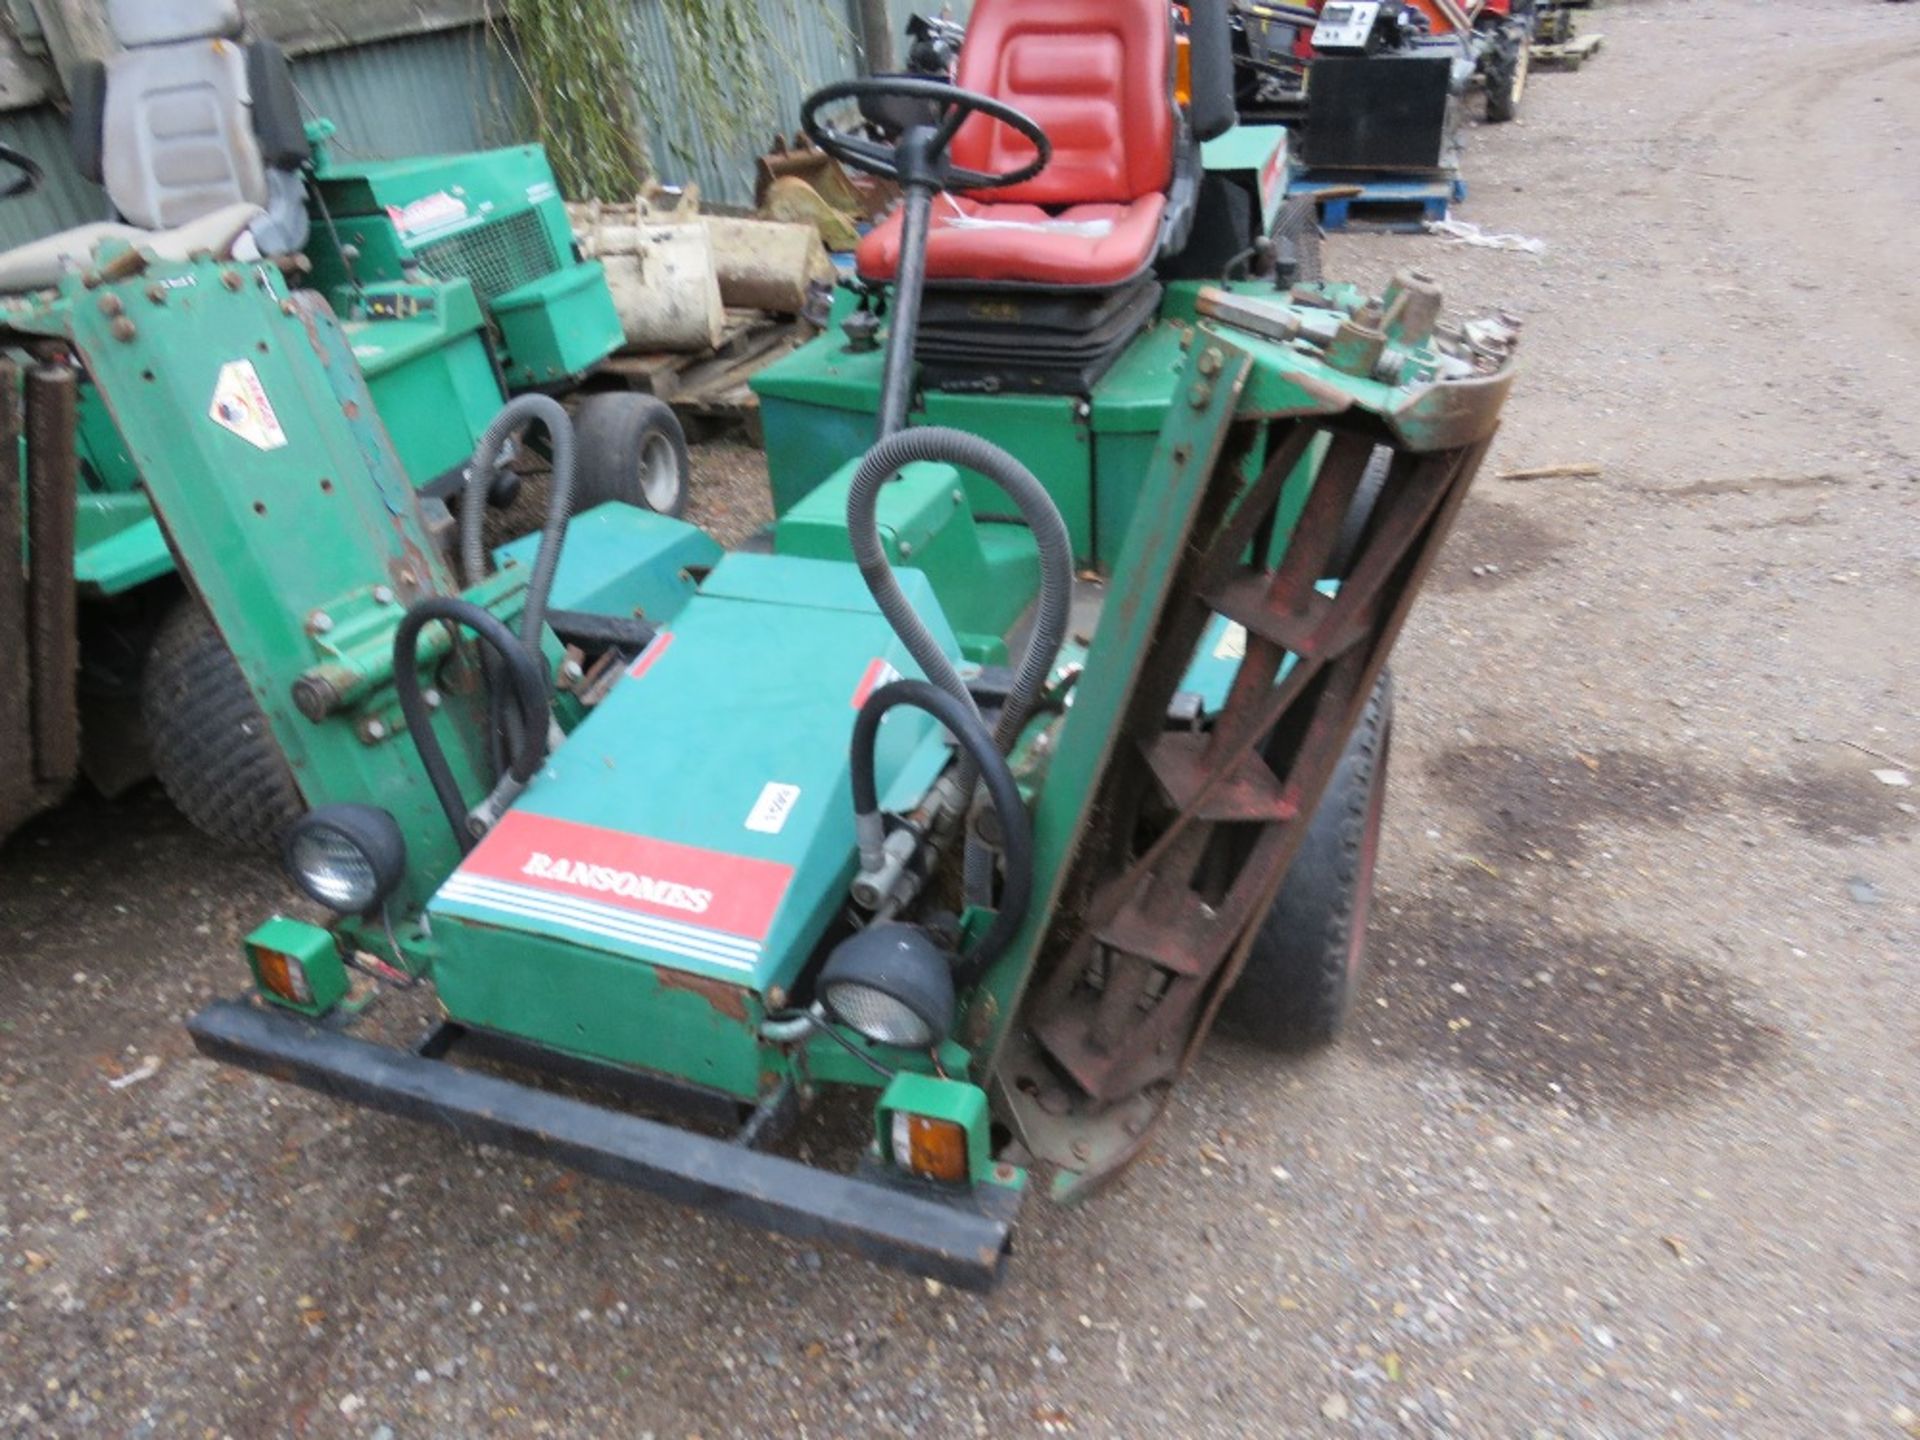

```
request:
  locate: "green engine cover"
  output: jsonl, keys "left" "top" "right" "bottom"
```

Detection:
{"left": 424, "top": 553, "right": 964, "bottom": 1095}
{"left": 306, "top": 143, "right": 623, "bottom": 390}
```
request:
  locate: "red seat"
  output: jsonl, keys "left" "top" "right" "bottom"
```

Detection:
{"left": 856, "top": 0, "right": 1175, "bottom": 288}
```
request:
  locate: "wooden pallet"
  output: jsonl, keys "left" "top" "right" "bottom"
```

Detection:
{"left": 1535, "top": 33, "right": 1605, "bottom": 69}
{"left": 1287, "top": 171, "right": 1468, "bottom": 233}
{"left": 599, "top": 311, "right": 813, "bottom": 441}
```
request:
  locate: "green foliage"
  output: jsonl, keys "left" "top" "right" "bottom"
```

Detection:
{"left": 656, "top": 0, "right": 781, "bottom": 169}
{"left": 499, "top": 0, "right": 652, "bottom": 200}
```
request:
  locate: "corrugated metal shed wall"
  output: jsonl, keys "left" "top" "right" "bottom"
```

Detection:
{"left": 290, "top": 25, "right": 532, "bottom": 162}
{"left": 620, "top": 0, "right": 863, "bottom": 205}
{"left": 0, "top": 0, "right": 874, "bottom": 247}
{"left": 0, "top": 102, "right": 106, "bottom": 247}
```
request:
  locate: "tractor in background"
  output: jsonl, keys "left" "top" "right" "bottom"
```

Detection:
{"left": 0, "top": 0, "right": 687, "bottom": 851}
{"left": 165, "top": 0, "right": 1519, "bottom": 1286}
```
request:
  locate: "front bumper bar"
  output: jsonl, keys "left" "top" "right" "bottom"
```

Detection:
{"left": 188, "top": 998, "right": 1019, "bottom": 1290}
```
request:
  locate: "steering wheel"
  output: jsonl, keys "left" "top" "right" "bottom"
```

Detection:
{"left": 0, "top": 144, "right": 42, "bottom": 201}
{"left": 800, "top": 76, "right": 1051, "bottom": 192}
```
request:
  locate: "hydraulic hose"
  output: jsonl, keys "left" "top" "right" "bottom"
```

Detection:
{"left": 459, "top": 392, "right": 578, "bottom": 645}
{"left": 850, "top": 679, "right": 1033, "bottom": 987}
{"left": 458, "top": 394, "right": 578, "bottom": 777}
{"left": 393, "top": 596, "right": 552, "bottom": 851}
{"left": 845, "top": 426, "right": 1073, "bottom": 756}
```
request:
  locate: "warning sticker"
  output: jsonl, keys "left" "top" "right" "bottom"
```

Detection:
{"left": 744, "top": 782, "right": 802, "bottom": 835}
{"left": 208, "top": 360, "right": 288, "bottom": 451}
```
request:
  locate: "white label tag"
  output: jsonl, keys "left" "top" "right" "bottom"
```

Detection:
{"left": 208, "top": 360, "right": 287, "bottom": 451}
{"left": 1213, "top": 622, "right": 1248, "bottom": 661}
{"left": 744, "top": 782, "right": 802, "bottom": 835}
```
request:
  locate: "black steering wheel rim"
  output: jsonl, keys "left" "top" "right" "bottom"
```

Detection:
{"left": 0, "top": 143, "right": 42, "bottom": 202}
{"left": 800, "top": 76, "right": 1051, "bottom": 193}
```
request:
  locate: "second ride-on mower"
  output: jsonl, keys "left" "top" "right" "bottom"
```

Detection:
{"left": 0, "top": 0, "right": 687, "bottom": 851}
{"left": 166, "top": 0, "right": 1518, "bottom": 1286}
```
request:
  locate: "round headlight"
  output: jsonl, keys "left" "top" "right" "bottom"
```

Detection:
{"left": 284, "top": 804, "right": 407, "bottom": 915}
{"left": 818, "top": 922, "right": 955, "bottom": 1049}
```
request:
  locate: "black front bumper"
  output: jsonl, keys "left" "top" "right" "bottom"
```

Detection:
{"left": 188, "top": 998, "right": 1020, "bottom": 1290}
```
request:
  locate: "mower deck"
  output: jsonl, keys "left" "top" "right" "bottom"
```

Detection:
{"left": 188, "top": 997, "right": 1022, "bottom": 1289}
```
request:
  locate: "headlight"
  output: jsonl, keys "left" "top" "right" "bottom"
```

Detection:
{"left": 283, "top": 804, "right": 407, "bottom": 915}
{"left": 818, "top": 922, "right": 955, "bottom": 1049}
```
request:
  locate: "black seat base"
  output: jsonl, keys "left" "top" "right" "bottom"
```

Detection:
{"left": 915, "top": 277, "right": 1162, "bottom": 396}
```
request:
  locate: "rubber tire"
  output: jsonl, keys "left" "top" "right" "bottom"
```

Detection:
{"left": 1485, "top": 28, "right": 1530, "bottom": 123}
{"left": 142, "top": 600, "right": 304, "bottom": 853}
{"left": 1224, "top": 671, "right": 1394, "bottom": 1050}
{"left": 1325, "top": 446, "right": 1392, "bottom": 579}
{"left": 572, "top": 392, "right": 690, "bottom": 518}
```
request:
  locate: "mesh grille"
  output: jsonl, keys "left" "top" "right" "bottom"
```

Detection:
{"left": 414, "top": 209, "right": 559, "bottom": 307}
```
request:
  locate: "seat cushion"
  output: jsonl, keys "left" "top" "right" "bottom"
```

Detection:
{"left": 104, "top": 40, "right": 266, "bottom": 229}
{"left": 0, "top": 222, "right": 144, "bottom": 292}
{"left": 948, "top": 0, "right": 1173, "bottom": 208}
{"left": 0, "top": 201, "right": 262, "bottom": 293}
{"left": 856, "top": 193, "right": 1166, "bottom": 287}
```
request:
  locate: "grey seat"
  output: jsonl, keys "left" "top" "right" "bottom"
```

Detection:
{"left": 0, "top": 0, "right": 309, "bottom": 292}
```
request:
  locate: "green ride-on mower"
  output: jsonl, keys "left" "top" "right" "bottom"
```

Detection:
{"left": 49, "top": 0, "right": 1527, "bottom": 1287}
{"left": 0, "top": 0, "right": 686, "bottom": 851}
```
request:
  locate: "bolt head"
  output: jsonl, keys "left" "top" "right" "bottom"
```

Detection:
{"left": 372, "top": 585, "right": 395, "bottom": 605}
{"left": 422, "top": 688, "right": 442, "bottom": 710}
{"left": 309, "top": 610, "right": 334, "bottom": 634}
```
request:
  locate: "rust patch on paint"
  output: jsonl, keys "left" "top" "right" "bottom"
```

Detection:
{"left": 655, "top": 966, "right": 752, "bottom": 1023}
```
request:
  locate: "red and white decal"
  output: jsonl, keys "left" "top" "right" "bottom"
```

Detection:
{"left": 850, "top": 657, "right": 902, "bottom": 710}
{"left": 1262, "top": 136, "right": 1289, "bottom": 197}
{"left": 439, "top": 812, "right": 792, "bottom": 969}
{"left": 387, "top": 190, "right": 469, "bottom": 238}
{"left": 627, "top": 630, "right": 673, "bottom": 681}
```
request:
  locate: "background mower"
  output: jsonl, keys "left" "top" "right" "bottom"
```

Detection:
{"left": 0, "top": 0, "right": 688, "bottom": 851}
{"left": 126, "top": 0, "right": 1519, "bottom": 1288}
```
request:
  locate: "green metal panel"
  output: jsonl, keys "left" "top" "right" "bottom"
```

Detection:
{"left": 305, "top": 142, "right": 620, "bottom": 389}
{"left": 75, "top": 380, "right": 139, "bottom": 492}
{"left": 345, "top": 280, "right": 500, "bottom": 485}
{"left": 490, "top": 263, "right": 625, "bottom": 390}
{"left": 492, "top": 503, "right": 720, "bottom": 629}
{"left": 39, "top": 253, "right": 497, "bottom": 911}
{"left": 774, "top": 459, "right": 1038, "bottom": 664}
{"left": 425, "top": 553, "right": 964, "bottom": 1080}
{"left": 73, "top": 497, "right": 170, "bottom": 595}
{"left": 923, "top": 391, "right": 1093, "bottom": 564}
{"left": 309, "top": 144, "right": 572, "bottom": 281}
{"left": 1200, "top": 124, "right": 1291, "bottom": 233}
{"left": 429, "top": 921, "right": 775, "bottom": 1098}
{"left": 761, "top": 395, "right": 881, "bottom": 516}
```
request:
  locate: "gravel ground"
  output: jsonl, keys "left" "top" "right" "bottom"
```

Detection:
{"left": 3, "top": 2, "right": 1917, "bottom": 1435}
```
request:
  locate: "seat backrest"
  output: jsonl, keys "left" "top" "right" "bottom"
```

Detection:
{"left": 949, "top": 0, "right": 1174, "bottom": 208}
{"left": 101, "top": 0, "right": 268, "bottom": 229}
